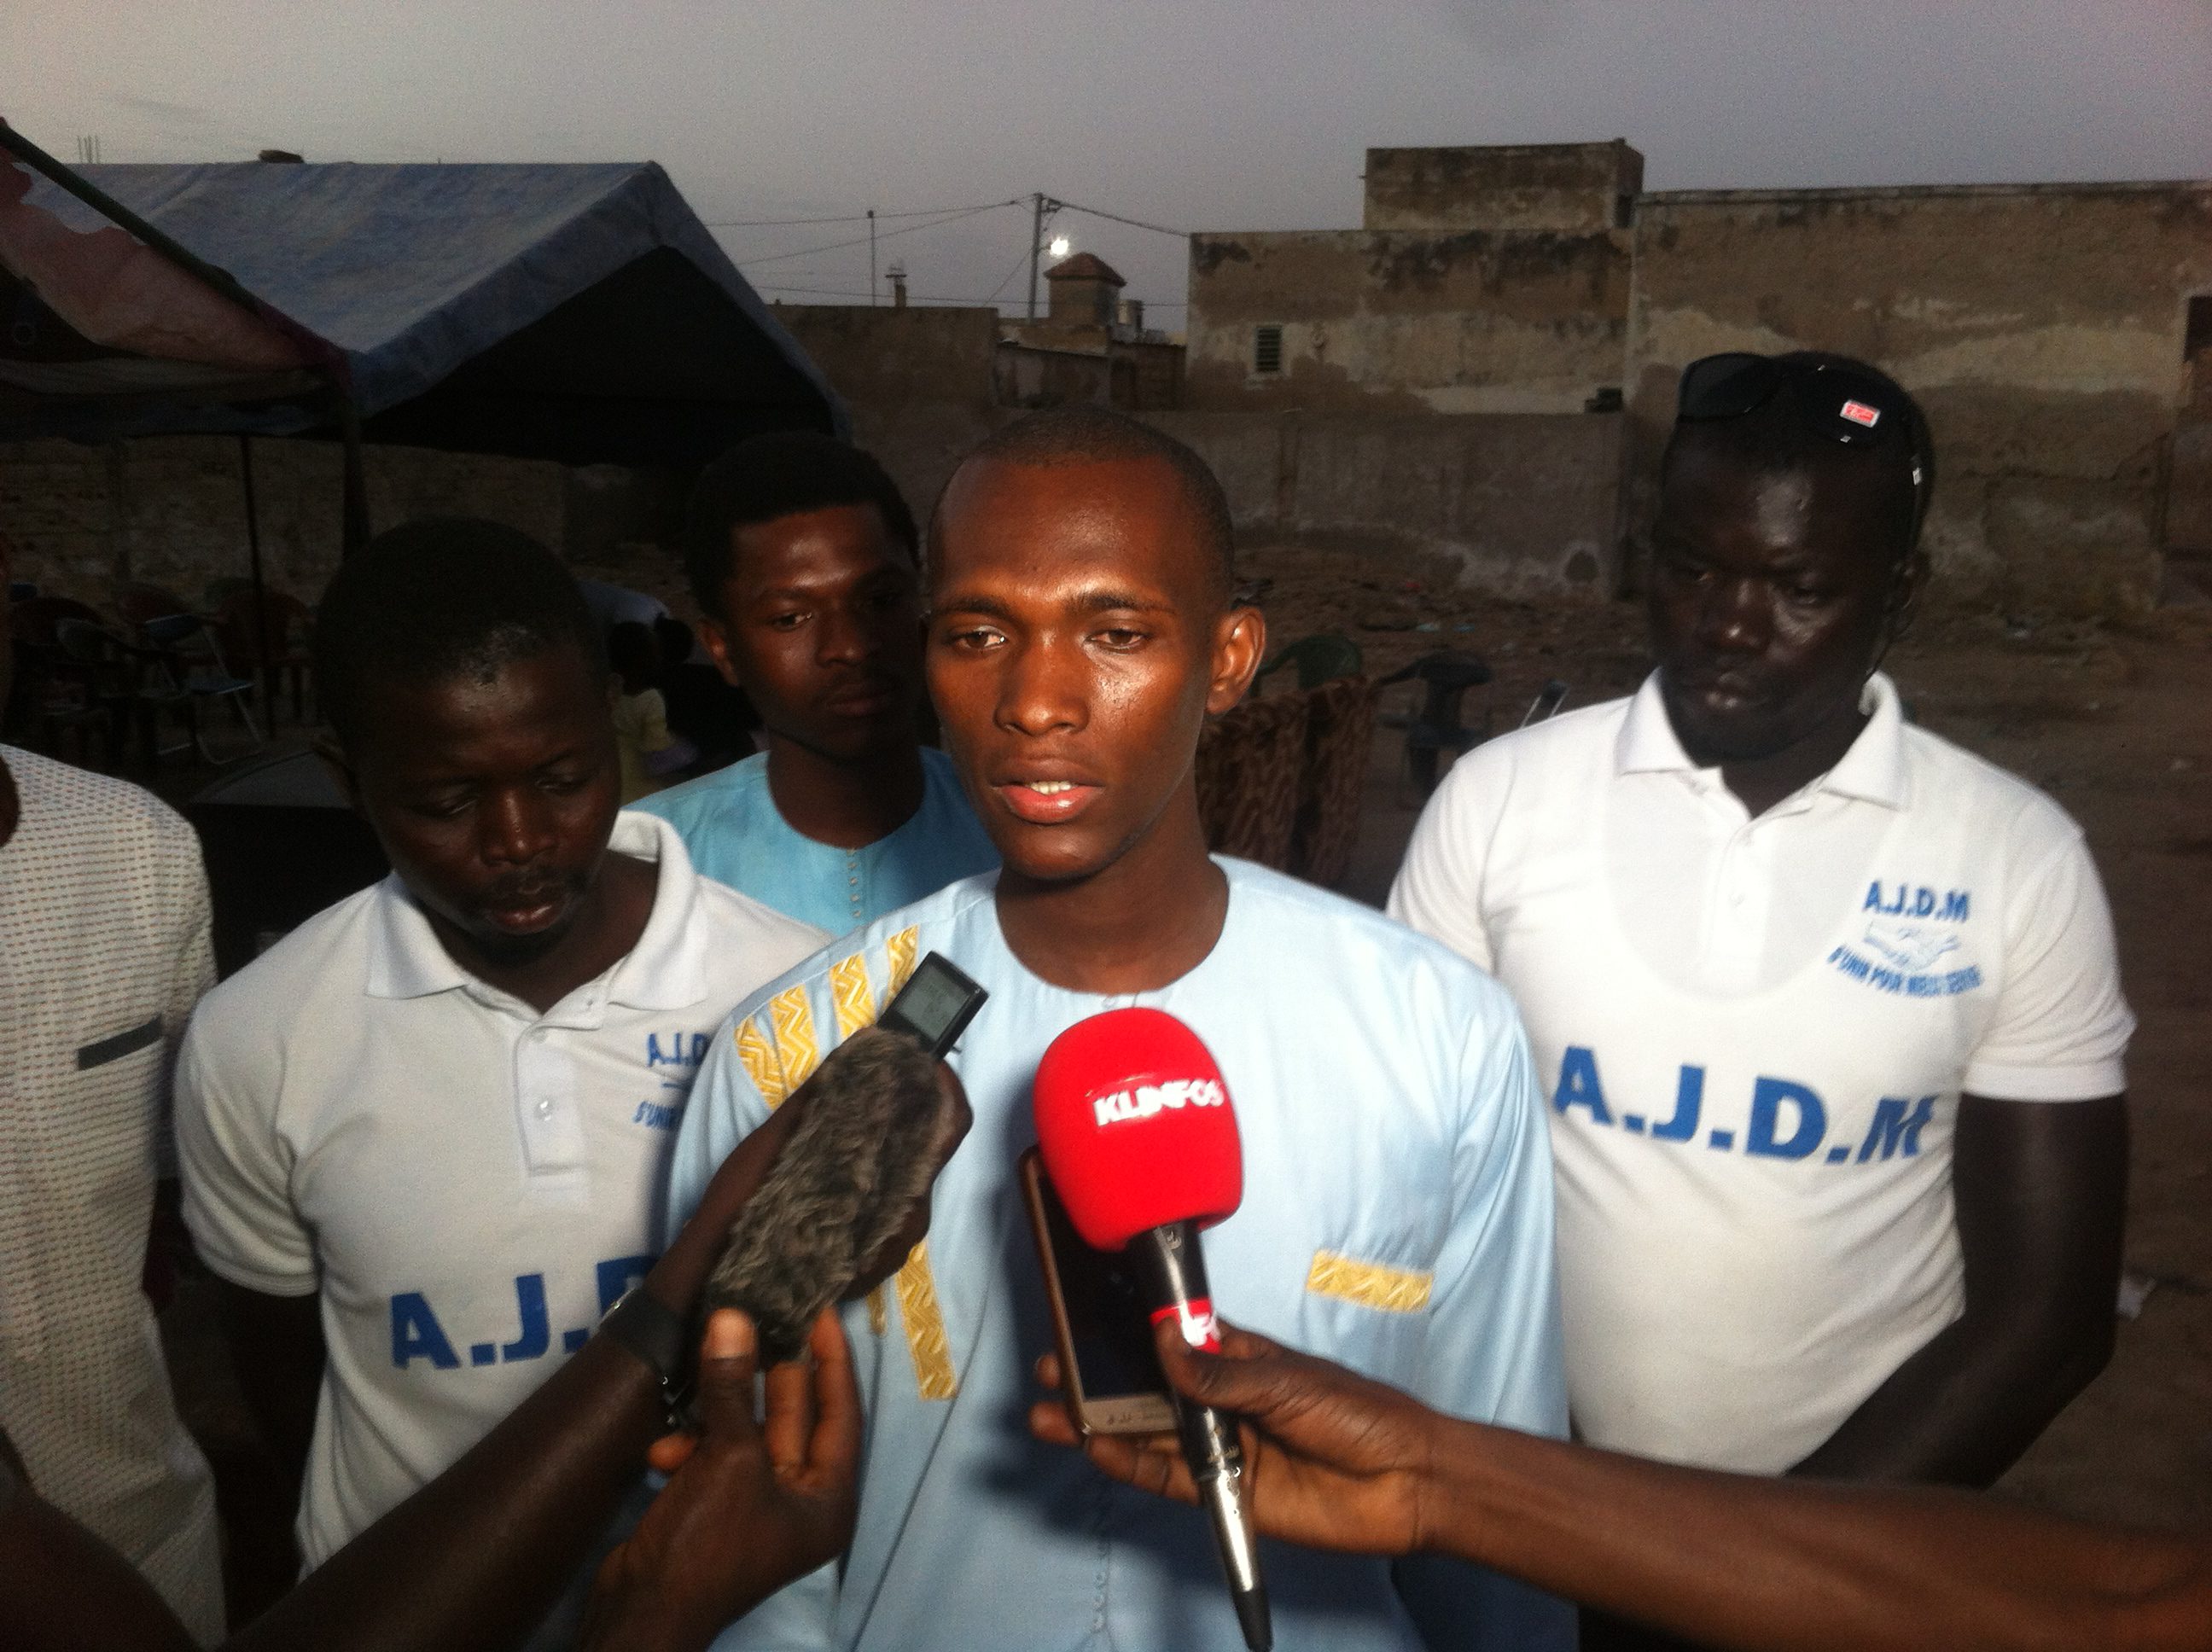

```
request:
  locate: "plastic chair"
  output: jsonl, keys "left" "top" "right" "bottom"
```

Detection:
{"left": 15, "top": 624, "right": 120, "bottom": 767}
{"left": 117, "top": 581, "right": 196, "bottom": 637}
{"left": 216, "top": 588, "right": 315, "bottom": 725}
{"left": 1521, "top": 679, "right": 1570, "bottom": 727}
{"left": 1258, "top": 634, "right": 1363, "bottom": 692}
{"left": 12, "top": 594, "right": 108, "bottom": 649}
{"left": 53, "top": 618, "right": 164, "bottom": 768}
{"left": 1378, "top": 651, "right": 1492, "bottom": 797}
{"left": 203, "top": 575, "right": 257, "bottom": 611}
{"left": 5, "top": 596, "right": 108, "bottom": 747}
{"left": 141, "top": 612, "right": 264, "bottom": 764}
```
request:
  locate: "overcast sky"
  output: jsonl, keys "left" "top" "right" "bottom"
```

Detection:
{"left": 7, "top": 2, "right": 2210, "bottom": 326}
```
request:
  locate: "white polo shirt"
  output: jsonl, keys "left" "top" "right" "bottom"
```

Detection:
{"left": 177, "top": 811, "right": 824, "bottom": 1566}
{"left": 1389, "top": 672, "right": 2133, "bottom": 1474}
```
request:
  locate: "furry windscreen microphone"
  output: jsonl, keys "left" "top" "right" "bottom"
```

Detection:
{"left": 705, "top": 1026, "right": 961, "bottom": 1362}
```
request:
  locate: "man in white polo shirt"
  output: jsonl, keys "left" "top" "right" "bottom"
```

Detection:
{"left": 175, "top": 521, "right": 823, "bottom": 1633}
{"left": 1391, "top": 352, "right": 2130, "bottom": 1647}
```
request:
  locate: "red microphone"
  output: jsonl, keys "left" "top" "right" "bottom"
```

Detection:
{"left": 1033, "top": 1009, "right": 1271, "bottom": 1652}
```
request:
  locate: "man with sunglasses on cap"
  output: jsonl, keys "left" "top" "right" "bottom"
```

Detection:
{"left": 1391, "top": 351, "right": 2133, "bottom": 1649}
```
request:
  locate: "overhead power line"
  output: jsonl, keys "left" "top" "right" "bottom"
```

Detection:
{"left": 731, "top": 200, "right": 1024, "bottom": 270}
{"left": 1050, "top": 196, "right": 1188, "bottom": 239}
{"left": 706, "top": 201, "right": 1018, "bottom": 227}
{"left": 754, "top": 281, "right": 1186, "bottom": 310}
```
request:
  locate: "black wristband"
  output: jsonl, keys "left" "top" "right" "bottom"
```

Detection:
{"left": 598, "top": 1286, "right": 691, "bottom": 1422}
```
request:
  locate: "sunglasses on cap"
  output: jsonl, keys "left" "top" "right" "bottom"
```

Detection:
{"left": 1675, "top": 352, "right": 1928, "bottom": 510}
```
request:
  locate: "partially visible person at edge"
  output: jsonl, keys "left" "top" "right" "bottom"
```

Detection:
{"left": 608, "top": 621, "right": 688, "bottom": 804}
{"left": 174, "top": 520, "right": 824, "bottom": 1641}
{"left": 654, "top": 615, "right": 758, "bottom": 774}
{"left": 0, "top": 529, "right": 225, "bottom": 1642}
{"left": 632, "top": 433, "right": 996, "bottom": 937}
{"left": 1037, "top": 1317, "right": 2212, "bottom": 1652}
{"left": 666, "top": 410, "right": 1571, "bottom": 1652}
{"left": 8, "top": 1036, "right": 977, "bottom": 1652}
{"left": 1388, "top": 352, "right": 2133, "bottom": 1650}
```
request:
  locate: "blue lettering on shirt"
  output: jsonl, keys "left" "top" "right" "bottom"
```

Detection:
{"left": 1546, "top": 1062, "right": 1937, "bottom": 1172}
{"left": 1652, "top": 1065, "right": 1703, "bottom": 1143}
{"left": 1858, "top": 1095, "right": 1936, "bottom": 1162}
{"left": 391, "top": 1292, "right": 460, "bottom": 1370}
{"left": 595, "top": 1254, "right": 655, "bottom": 1318}
{"left": 1745, "top": 1077, "right": 1825, "bottom": 1160}
{"left": 387, "top": 1254, "right": 662, "bottom": 1371}
{"left": 646, "top": 1031, "right": 713, "bottom": 1071}
{"left": 1862, "top": 881, "right": 1970, "bottom": 922}
{"left": 1553, "top": 1046, "right": 1613, "bottom": 1126}
{"left": 501, "top": 1273, "right": 550, "bottom": 1361}
{"left": 1827, "top": 944, "right": 1982, "bottom": 998}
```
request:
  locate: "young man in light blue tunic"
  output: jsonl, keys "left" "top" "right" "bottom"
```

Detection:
{"left": 666, "top": 410, "right": 1570, "bottom": 1652}
{"left": 634, "top": 433, "right": 997, "bottom": 935}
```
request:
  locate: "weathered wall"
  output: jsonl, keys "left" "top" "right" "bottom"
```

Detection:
{"left": 2168, "top": 301, "right": 2212, "bottom": 555}
{"left": 1144, "top": 410, "right": 1624, "bottom": 596}
{"left": 1627, "top": 183, "right": 2212, "bottom": 614}
{"left": 771, "top": 304, "right": 1002, "bottom": 408}
{"left": 1363, "top": 141, "right": 1643, "bottom": 233}
{"left": 1185, "top": 227, "right": 1632, "bottom": 414}
{"left": 0, "top": 435, "right": 563, "bottom": 606}
{"left": 994, "top": 345, "right": 1116, "bottom": 410}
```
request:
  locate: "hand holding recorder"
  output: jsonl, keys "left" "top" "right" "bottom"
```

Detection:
{"left": 706, "top": 954, "right": 984, "bottom": 1361}
{"left": 1031, "top": 1008, "right": 1272, "bottom": 1652}
{"left": 1035, "top": 1318, "right": 2212, "bottom": 1652}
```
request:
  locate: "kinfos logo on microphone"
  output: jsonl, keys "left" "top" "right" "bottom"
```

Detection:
{"left": 1091, "top": 1077, "right": 1226, "bottom": 1127}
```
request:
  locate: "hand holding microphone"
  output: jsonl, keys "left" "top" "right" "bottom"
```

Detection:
{"left": 1033, "top": 1008, "right": 1273, "bottom": 1652}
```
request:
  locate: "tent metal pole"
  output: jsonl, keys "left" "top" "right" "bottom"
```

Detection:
{"left": 237, "top": 434, "right": 275, "bottom": 708}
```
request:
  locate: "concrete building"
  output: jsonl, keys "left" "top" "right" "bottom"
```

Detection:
{"left": 1185, "top": 141, "right": 1640, "bottom": 416}
{"left": 1628, "top": 182, "right": 2212, "bottom": 615}
{"left": 999, "top": 253, "right": 1185, "bottom": 412}
{"left": 1186, "top": 142, "right": 2212, "bottom": 614}
{"left": 1039, "top": 251, "right": 1125, "bottom": 328}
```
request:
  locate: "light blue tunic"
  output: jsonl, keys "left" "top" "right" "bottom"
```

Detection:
{"left": 667, "top": 861, "right": 1573, "bottom": 1652}
{"left": 632, "top": 747, "right": 998, "bottom": 937}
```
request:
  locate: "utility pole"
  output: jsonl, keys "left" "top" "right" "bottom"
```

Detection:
{"left": 868, "top": 208, "right": 877, "bottom": 305}
{"left": 1026, "top": 192, "right": 1047, "bottom": 321}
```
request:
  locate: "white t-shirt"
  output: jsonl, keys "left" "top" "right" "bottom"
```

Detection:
{"left": 178, "top": 811, "right": 823, "bottom": 1565}
{"left": 1389, "top": 672, "right": 2133, "bottom": 1473}
{"left": 0, "top": 747, "right": 223, "bottom": 1645}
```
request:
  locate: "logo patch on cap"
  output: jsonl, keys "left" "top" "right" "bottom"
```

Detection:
{"left": 1840, "top": 398, "right": 1883, "bottom": 428}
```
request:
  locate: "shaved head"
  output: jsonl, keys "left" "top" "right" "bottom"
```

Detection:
{"left": 930, "top": 408, "right": 1236, "bottom": 605}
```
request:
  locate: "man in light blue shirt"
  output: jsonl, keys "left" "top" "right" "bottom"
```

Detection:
{"left": 635, "top": 433, "right": 997, "bottom": 935}
{"left": 667, "top": 410, "right": 1569, "bottom": 1651}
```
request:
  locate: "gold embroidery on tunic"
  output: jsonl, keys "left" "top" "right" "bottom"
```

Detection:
{"left": 1305, "top": 1251, "right": 1433, "bottom": 1313}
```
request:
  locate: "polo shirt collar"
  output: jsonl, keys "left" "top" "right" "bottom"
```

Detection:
{"left": 364, "top": 810, "right": 711, "bottom": 1010}
{"left": 1614, "top": 669, "right": 1909, "bottom": 810}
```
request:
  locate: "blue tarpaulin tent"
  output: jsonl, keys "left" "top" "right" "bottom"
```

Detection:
{"left": 1, "top": 123, "right": 843, "bottom": 705}
{"left": 0, "top": 140, "right": 843, "bottom": 463}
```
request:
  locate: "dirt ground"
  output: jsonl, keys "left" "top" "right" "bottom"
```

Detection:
{"left": 148, "top": 538, "right": 2210, "bottom": 1554}
{"left": 1243, "top": 538, "right": 2212, "bottom": 1529}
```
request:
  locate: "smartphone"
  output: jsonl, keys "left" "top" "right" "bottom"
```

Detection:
{"left": 1019, "top": 1146, "right": 1178, "bottom": 1436}
{"left": 876, "top": 951, "right": 987, "bottom": 1059}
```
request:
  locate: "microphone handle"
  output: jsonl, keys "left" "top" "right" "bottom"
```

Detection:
{"left": 1130, "top": 1223, "right": 1273, "bottom": 1652}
